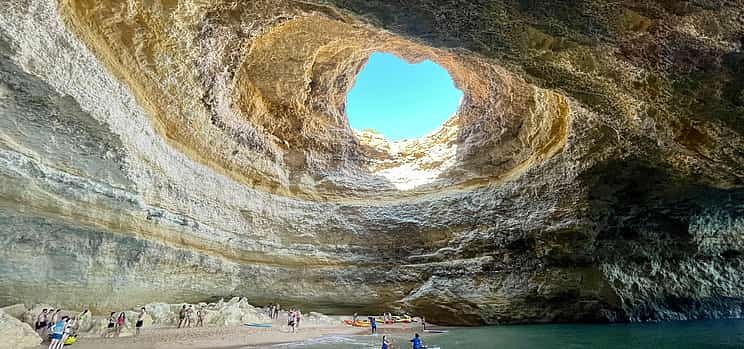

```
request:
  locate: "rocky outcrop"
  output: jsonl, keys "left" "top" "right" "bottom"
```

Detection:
{"left": 19, "top": 298, "right": 270, "bottom": 337}
{"left": 0, "top": 310, "right": 42, "bottom": 349}
{"left": 0, "top": 0, "right": 742, "bottom": 325}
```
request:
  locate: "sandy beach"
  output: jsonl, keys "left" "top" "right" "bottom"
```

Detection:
{"left": 32, "top": 318, "right": 426, "bottom": 349}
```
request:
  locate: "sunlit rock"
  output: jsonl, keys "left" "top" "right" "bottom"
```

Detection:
{"left": 0, "top": 0, "right": 742, "bottom": 325}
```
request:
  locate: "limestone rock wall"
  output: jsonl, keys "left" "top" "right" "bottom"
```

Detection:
{"left": 0, "top": 0, "right": 742, "bottom": 325}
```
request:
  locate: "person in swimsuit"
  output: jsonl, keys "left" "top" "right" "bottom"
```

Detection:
{"left": 35, "top": 309, "right": 48, "bottom": 336}
{"left": 186, "top": 305, "right": 194, "bottom": 328}
{"left": 196, "top": 306, "right": 205, "bottom": 327}
{"left": 115, "top": 312, "right": 126, "bottom": 337}
{"left": 178, "top": 305, "right": 187, "bottom": 328}
{"left": 287, "top": 310, "right": 295, "bottom": 333}
{"left": 103, "top": 312, "right": 116, "bottom": 338}
{"left": 135, "top": 307, "right": 146, "bottom": 336}
{"left": 381, "top": 335, "right": 391, "bottom": 349}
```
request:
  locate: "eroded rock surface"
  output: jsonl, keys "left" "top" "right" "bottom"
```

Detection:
{"left": 0, "top": 0, "right": 742, "bottom": 325}
{"left": 0, "top": 309, "right": 42, "bottom": 349}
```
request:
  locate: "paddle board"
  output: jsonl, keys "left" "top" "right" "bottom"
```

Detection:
{"left": 243, "top": 322, "right": 272, "bottom": 328}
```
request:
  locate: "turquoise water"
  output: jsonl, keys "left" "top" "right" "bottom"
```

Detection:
{"left": 256, "top": 320, "right": 744, "bottom": 348}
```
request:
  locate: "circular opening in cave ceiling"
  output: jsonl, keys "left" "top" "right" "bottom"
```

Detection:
{"left": 346, "top": 52, "right": 464, "bottom": 141}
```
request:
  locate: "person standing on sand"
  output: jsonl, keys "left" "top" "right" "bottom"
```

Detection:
{"left": 48, "top": 308, "right": 61, "bottom": 332}
{"left": 103, "top": 312, "right": 116, "bottom": 338}
{"left": 196, "top": 306, "right": 205, "bottom": 327}
{"left": 115, "top": 312, "right": 126, "bottom": 337}
{"left": 287, "top": 310, "right": 295, "bottom": 333}
{"left": 422, "top": 316, "right": 426, "bottom": 331}
{"left": 178, "top": 305, "right": 187, "bottom": 328}
{"left": 275, "top": 304, "right": 281, "bottom": 320}
{"left": 295, "top": 310, "right": 301, "bottom": 329}
{"left": 381, "top": 335, "right": 391, "bottom": 349}
{"left": 370, "top": 316, "right": 378, "bottom": 334}
{"left": 48, "top": 316, "right": 68, "bottom": 349}
{"left": 35, "top": 309, "right": 48, "bottom": 336}
{"left": 59, "top": 317, "right": 74, "bottom": 349}
{"left": 135, "top": 307, "right": 146, "bottom": 336}
{"left": 75, "top": 309, "right": 89, "bottom": 333}
{"left": 186, "top": 305, "right": 194, "bottom": 327}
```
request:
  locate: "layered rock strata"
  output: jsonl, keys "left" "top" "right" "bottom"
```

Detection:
{"left": 0, "top": 0, "right": 742, "bottom": 325}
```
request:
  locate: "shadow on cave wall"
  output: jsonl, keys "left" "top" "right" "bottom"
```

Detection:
{"left": 578, "top": 157, "right": 744, "bottom": 321}
{"left": 581, "top": 157, "right": 743, "bottom": 254}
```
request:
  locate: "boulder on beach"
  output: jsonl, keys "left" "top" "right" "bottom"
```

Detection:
{"left": 0, "top": 309, "right": 42, "bottom": 349}
{"left": 0, "top": 304, "right": 26, "bottom": 320}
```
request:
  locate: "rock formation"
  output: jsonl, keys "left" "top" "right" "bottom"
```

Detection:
{"left": 18, "top": 298, "right": 269, "bottom": 336}
{"left": 0, "top": 309, "right": 42, "bottom": 349}
{"left": 0, "top": 0, "right": 742, "bottom": 325}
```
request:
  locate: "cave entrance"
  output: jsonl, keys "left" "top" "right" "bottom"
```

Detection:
{"left": 346, "top": 52, "right": 463, "bottom": 141}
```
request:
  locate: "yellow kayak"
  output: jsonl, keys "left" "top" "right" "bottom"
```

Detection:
{"left": 64, "top": 335, "right": 77, "bottom": 345}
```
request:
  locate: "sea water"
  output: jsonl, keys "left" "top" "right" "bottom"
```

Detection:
{"left": 252, "top": 320, "right": 744, "bottom": 348}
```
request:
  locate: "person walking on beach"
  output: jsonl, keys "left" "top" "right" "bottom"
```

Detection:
{"left": 35, "top": 309, "right": 48, "bottom": 336}
{"left": 135, "top": 307, "right": 146, "bottom": 336}
{"left": 295, "top": 310, "right": 301, "bottom": 329}
{"left": 103, "top": 312, "right": 116, "bottom": 337}
{"left": 381, "top": 335, "right": 391, "bottom": 349}
{"left": 196, "top": 306, "right": 205, "bottom": 327}
{"left": 422, "top": 316, "right": 426, "bottom": 331}
{"left": 115, "top": 312, "right": 126, "bottom": 337}
{"left": 275, "top": 304, "right": 281, "bottom": 320}
{"left": 178, "top": 305, "right": 187, "bottom": 328}
{"left": 410, "top": 333, "right": 424, "bottom": 349}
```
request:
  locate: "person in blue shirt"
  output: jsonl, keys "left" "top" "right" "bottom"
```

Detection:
{"left": 369, "top": 316, "right": 377, "bottom": 334}
{"left": 48, "top": 316, "right": 69, "bottom": 349}
{"left": 410, "top": 333, "right": 424, "bottom": 349}
{"left": 381, "top": 335, "right": 391, "bottom": 349}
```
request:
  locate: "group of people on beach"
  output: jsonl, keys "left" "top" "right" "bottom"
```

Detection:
{"left": 103, "top": 307, "right": 148, "bottom": 337}
{"left": 266, "top": 303, "right": 281, "bottom": 319}
{"left": 34, "top": 306, "right": 148, "bottom": 348}
{"left": 177, "top": 304, "right": 206, "bottom": 328}
{"left": 266, "top": 303, "right": 302, "bottom": 333}
{"left": 286, "top": 309, "right": 302, "bottom": 332}
{"left": 34, "top": 308, "right": 90, "bottom": 349}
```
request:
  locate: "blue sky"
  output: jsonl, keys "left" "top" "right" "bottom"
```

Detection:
{"left": 346, "top": 52, "right": 463, "bottom": 141}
